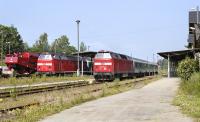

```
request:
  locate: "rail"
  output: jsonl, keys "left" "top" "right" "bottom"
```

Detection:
{"left": 0, "top": 80, "right": 91, "bottom": 98}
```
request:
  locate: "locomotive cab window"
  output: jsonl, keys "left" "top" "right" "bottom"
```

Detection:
{"left": 39, "top": 54, "right": 52, "bottom": 60}
{"left": 95, "top": 53, "right": 111, "bottom": 59}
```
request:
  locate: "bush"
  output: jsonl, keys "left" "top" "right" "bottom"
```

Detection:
{"left": 177, "top": 57, "right": 199, "bottom": 80}
{"left": 181, "top": 72, "right": 200, "bottom": 96}
{"left": 173, "top": 72, "right": 200, "bottom": 118}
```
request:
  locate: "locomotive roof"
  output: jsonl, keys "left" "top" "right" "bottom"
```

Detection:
{"left": 132, "top": 57, "right": 156, "bottom": 65}
{"left": 39, "top": 52, "right": 87, "bottom": 61}
{"left": 98, "top": 50, "right": 156, "bottom": 65}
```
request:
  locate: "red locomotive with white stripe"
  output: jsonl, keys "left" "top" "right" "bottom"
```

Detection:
{"left": 93, "top": 50, "right": 158, "bottom": 81}
{"left": 37, "top": 53, "right": 89, "bottom": 75}
{"left": 93, "top": 51, "right": 134, "bottom": 81}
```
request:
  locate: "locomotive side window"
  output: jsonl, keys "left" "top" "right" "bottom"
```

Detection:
{"left": 95, "top": 53, "right": 111, "bottom": 59}
{"left": 39, "top": 54, "right": 52, "bottom": 60}
{"left": 111, "top": 53, "right": 121, "bottom": 59}
{"left": 119, "top": 54, "right": 127, "bottom": 60}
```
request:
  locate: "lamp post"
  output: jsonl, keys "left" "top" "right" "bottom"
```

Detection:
{"left": 1, "top": 31, "right": 3, "bottom": 66}
{"left": 76, "top": 20, "right": 80, "bottom": 76}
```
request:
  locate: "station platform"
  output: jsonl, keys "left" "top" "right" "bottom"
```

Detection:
{"left": 40, "top": 78, "right": 192, "bottom": 122}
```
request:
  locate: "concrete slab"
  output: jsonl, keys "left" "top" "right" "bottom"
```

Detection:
{"left": 40, "top": 78, "right": 193, "bottom": 122}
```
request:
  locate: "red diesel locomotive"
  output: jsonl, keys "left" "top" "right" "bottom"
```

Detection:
{"left": 5, "top": 52, "right": 39, "bottom": 75}
{"left": 93, "top": 50, "right": 157, "bottom": 81}
{"left": 37, "top": 53, "right": 89, "bottom": 75}
{"left": 93, "top": 51, "right": 134, "bottom": 81}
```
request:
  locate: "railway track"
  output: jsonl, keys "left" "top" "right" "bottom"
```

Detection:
{"left": 0, "top": 80, "right": 92, "bottom": 98}
{"left": 0, "top": 76, "right": 155, "bottom": 115}
{"left": 0, "top": 77, "right": 154, "bottom": 99}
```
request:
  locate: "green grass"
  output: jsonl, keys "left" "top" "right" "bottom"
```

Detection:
{"left": 0, "top": 61, "right": 6, "bottom": 66}
{"left": 1, "top": 76, "right": 160, "bottom": 122}
{"left": 0, "top": 75, "right": 92, "bottom": 86}
{"left": 173, "top": 72, "right": 200, "bottom": 120}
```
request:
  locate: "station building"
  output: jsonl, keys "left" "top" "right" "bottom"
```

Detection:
{"left": 158, "top": 7, "right": 200, "bottom": 77}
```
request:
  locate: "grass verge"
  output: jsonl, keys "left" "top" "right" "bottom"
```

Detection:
{"left": 173, "top": 72, "right": 200, "bottom": 121}
{"left": 0, "top": 75, "right": 92, "bottom": 86}
{"left": 1, "top": 76, "right": 161, "bottom": 122}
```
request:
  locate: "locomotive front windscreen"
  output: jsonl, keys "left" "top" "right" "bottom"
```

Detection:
{"left": 38, "top": 54, "right": 52, "bottom": 60}
{"left": 95, "top": 53, "right": 111, "bottom": 59}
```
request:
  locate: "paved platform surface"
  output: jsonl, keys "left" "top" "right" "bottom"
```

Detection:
{"left": 40, "top": 78, "right": 193, "bottom": 122}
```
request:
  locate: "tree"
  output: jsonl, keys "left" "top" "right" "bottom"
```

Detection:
{"left": 23, "top": 42, "right": 30, "bottom": 51}
{"left": 0, "top": 24, "right": 24, "bottom": 56}
{"left": 80, "top": 41, "right": 87, "bottom": 52}
{"left": 66, "top": 46, "right": 77, "bottom": 54}
{"left": 51, "top": 35, "right": 77, "bottom": 55}
{"left": 31, "top": 33, "right": 49, "bottom": 52}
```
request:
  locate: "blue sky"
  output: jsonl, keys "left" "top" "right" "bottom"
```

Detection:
{"left": 0, "top": 0, "right": 199, "bottom": 61}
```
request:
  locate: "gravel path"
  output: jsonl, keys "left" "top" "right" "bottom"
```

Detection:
{"left": 40, "top": 78, "right": 193, "bottom": 122}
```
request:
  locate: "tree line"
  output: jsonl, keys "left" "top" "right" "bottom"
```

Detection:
{"left": 0, "top": 24, "right": 88, "bottom": 58}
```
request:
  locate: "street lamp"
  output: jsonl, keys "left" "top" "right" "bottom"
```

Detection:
{"left": 6, "top": 42, "right": 10, "bottom": 54}
{"left": 76, "top": 20, "right": 80, "bottom": 76}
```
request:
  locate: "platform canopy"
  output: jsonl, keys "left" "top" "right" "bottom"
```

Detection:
{"left": 72, "top": 51, "right": 97, "bottom": 58}
{"left": 157, "top": 49, "right": 200, "bottom": 61}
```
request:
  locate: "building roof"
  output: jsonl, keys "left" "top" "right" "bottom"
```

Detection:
{"left": 157, "top": 49, "right": 200, "bottom": 61}
{"left": 72, "top": 51, "right": 97, "bottom": 58}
